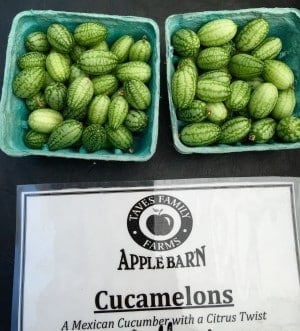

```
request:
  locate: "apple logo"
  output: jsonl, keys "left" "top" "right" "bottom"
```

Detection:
{"left": 146, "top": 208, "right": 174, "bottom": 236}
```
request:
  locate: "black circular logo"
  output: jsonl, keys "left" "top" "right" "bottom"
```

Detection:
{"left": 127, "top": 194, "right": 193, "bottom": 251}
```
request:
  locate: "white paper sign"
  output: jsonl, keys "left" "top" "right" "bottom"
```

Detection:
{"left": 14, "top": 180, "right": 300, "bottom": 331}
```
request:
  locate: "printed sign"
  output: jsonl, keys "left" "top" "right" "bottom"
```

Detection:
{"left": 13, "top": 180, "right": 300, "bottom": 331}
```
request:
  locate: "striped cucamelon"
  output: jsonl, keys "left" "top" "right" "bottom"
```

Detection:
{"left": 107, "top": 95, "right": 129, "bottom": 129}
{"left": 115, "top": 61, "right": 152, "bottom": 83}
{"left": 248, "top": 118, "right": 276, "bottom": 143}
{"left": 74, "top": 22, "right": 108, "bottom": 47}
{"left": 171, "top": 69, "right": 196, "bottom": 109}
{"left": 228, "top": 54, "right": 264, "bottom": 79}
{"left": 206, "top": 102, "right": 228, "bottom": 124}
{"left": 46, "top": 51, "right": 70, "bottom": 82}
{"left": 235, "top": 18, "right": 269, "bottom": 52}
{"left": 248, "top": 82, "right": 278, "bottom": 119}
{"left": 218, "top": 117, "right": 251, "bottom": 144}
{"left": 172, "top": 29, "right": 200, "bottom": 57}
{"left": 28, "top": 108, "right": 63, "bottom": 134}
{"left": 92, "top": 74, "right": 119, "bottom": 96}
{"left": 44, "top": 82, "right": 67, "bottom": 111}
{"left": 198, "top": 70, "right": 231, "bottom": 85}
{"left": 271, "top": 88, "right": 296, "bottom": 120}
{"left": 225, "top": 80, "right": 251, "bottom": 111}
{"left": 197, "top": 19, "right": 237, "bottom": 47}
{"left": 78, "top": 50, "right": 118, "bottom": 75}
{"left": 47, "top": 119, "right": 83, "bottom": 151}
{"left": 276, "top": 116, "right": 300, "bottom": 143}
{"left": 263, "top": 60, "right": 294, "bottom": 90}
{"left": 24, "top": 130, "right": 49, "bottom": 149}
{"left": 67, "top": 76, "right": 94, "bottom": 111}
{"left": 177, "top": 57, "right": 198, "bottom": 78}
{"left": 251, "top": 37, "right": 282, "bottom": 60}
{"left": 106, "top": 125, "right": 134, "bottom": 151}
{"left": 87, "top": 95, "right": 111, "bottom": 125}
{"left": 17, "top": 52, "right": 46, "bottom": 69}
{"left": 129, "top": 37, "right": 152, "bottom": 62}
{"left": 196, "top": 79, "right": 230, "bottom": 102}
{"left": 176, "top": 100, "right": 208, "bottom": 123}
{"left": 25, "top": 31, "right": 50, "bottom": 53}
{"left": 82, "top": 124, "right": 107, "bottom": 152}
{"left": 180, "top": 122, "right": 221, "bottom": 146}
{"left": 111, "top": 35, "right": 135, "bottom": 63}
{"left": 124, "top": 110, "right": 149, "bottom": 132}
{"left": 13, "top": 67, "right": 45, "bottom": 98}
{"left": 124, "top": 79, "right": 151, "bottom": 110}
{"left": 26, "top": 92, "right": 47, "bottom": 111}
{"left": 47, "top": 23, "right": 74, "bottom": 53}
{"left": 197, "top": 47, "right": 230, "bottom": 70}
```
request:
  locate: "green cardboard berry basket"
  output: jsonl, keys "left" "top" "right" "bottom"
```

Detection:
{"left": 0, "top": 10, "right": 160, "bottom": 161}
{"left": 165, "top": 7, "right": 300, "bottom": 154}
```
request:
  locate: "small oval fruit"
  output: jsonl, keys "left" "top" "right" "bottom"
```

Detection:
{"left": 271, "top": 88, "right": 296, "bottom": 120}
{"left": 235, "top": 18, "right": 269, "bottom": 52}
{"left": 180, "top": 122, "right": 221, "bottom": 147}
{"left": 107, "top": 95, "right": 129, "bottom": 129}
{"left": 92, "top": 74, "right": 118, "bottom": 96}
{"left": 225, "top": 80, "right": 251, "bottom": 111}
{"left": 198, "top": 70, "right": 231, "bottom": 85}
{"left": 106, "top": 125, "right": 134, "bottom": 151}
{"left": 44, "top": 82, "right": 67, "bottom": 111}
{"left": 25, "top": 31, "right": 50, "bottom": 52}
{"left": 78, "top": 50, "right": 118, "bottom": 76}
{"left": 47, "top": 23, "right": 74, "bottom": 53}
{"left": 263, "top": 59, "right": 294, "bottom": 90}
{"left": 248, "top": 118, "right": 276, "bottom": 143}
{"left": 218, "top": 117, "right": 251, "bottom": 144}
{"left": 196, "top": 79, "right": 230, "bottom": 102}
{"left": 124, "top": 110, "right": 149, "bottom": 132}
{"left": 177, "top": 100, "right": 208, "bottom": 123}
{"left": 25, "top": 92, "right": 47, "bottom": 111}
{"left": 74, "top": 22, "right": 108, "bottom": 47}
{"left": 248, "top": 82, "right": 278, "bottom": 119}
{"left": 18, "top": 52, "right": 46, "bottom": 69}
{"left": 111, "top": 35, "right": 134, "bottom": 63}
{"left": 251, "top": 37, "right": 282, "bottom": 60}
{"left": 115, "top": 61, "right": 152, "bottom": 83}
{"left": 171, "top": 69, "right": 196, "bottom": 109}
{"left": 197, "top": 47, "right": 230, "bottom": 70}
{"left": 276, "top": 116, "right": 300, "bottom": 143}
{"left": 28, "top": 108, "right": 63, "bottom": 134}
{"left": 197, "top": 18, "right": 237, "bottom": 47}
{"left": 67, "top": 76, "right": 94, "bottom": 111}
{"left": 82, "top": 124, "right": 107, "bottom": 152}
{"left": 24, "top": 130, "right": 49, "bottom": 149}
{"left": 47, "top": 119, "right": 83, "bottom": 151}
{"left": 46, "top": 51, "right": 70, "bottom": 82}
{"left": 172, "top": 29, "right": 200, "bottom": 57}
{"left": 13, "top": 67, "right": 45, "bottom": 99}
{"left": 129, "top": 36, "right": 152, "bottom": 62}
{"left": 228, "top": 54, "right": 264, "bottom": 79}
{"left": 124, "top": 79, "right": 151, "bottom": 110}
{"left": 206, "top": 102, "right": 228, "bottom": 124}
{"left": 87, "top": 94, "right": 111, "bottom": 125}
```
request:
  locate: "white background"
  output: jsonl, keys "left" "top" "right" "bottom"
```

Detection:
{"left": 20, "top": 183, "right": 300, "bottom": 331}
